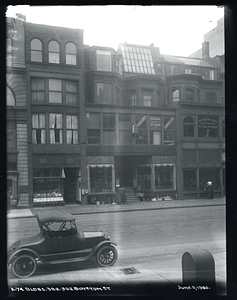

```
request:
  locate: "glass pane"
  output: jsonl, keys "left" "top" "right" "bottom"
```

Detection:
{"left": 31, "top": 39, "right": 42, "bottom": 50}
{"left": 66, "top": 54, "right": 76, "bottom": 65}
{"left": 66, "top": 42, "right": 76, "bottom": 54}
{"left": 96, "top": 50, "right": 111, "bottom": 71}
{"left": 31, "top": 51, "right": 42, "bottom": 62}
{"left": 49, "top": 53, "right": 60, "bottom": 63}
{"left": 49, "top": 41, "right": 59, "bottom": 52}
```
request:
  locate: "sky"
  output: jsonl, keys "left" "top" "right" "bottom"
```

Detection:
{"left": 6, "top": 5, "right": 224, "bottom": 57}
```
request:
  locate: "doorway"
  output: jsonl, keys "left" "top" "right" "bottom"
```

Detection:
{"left": 64, "top": 168, "right": 80, "bottom": 203}
{"left": 116, "top": 156, "right": 133, "bottom": 187}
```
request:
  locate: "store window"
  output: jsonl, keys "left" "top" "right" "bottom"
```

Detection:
{"left": 97, "top": 82, "right": 112, "bottom": 104}
{"left": 183, "top": 170, "right": 196, "bottom": 191}
{"left": 103, "top": 114, "right": 116, "bottom": 144}
{"left": 49, "top": 113, "right": 63, "bottom": 144}
{"left": 143, "top": 90, "right": 152, "bottom": 106}
{"left": 164, "top": 116, "right": 175, "bottom": 145}
{"left": 48, "top": 41, "right": 60, "bottom": 63}
{"left": 49, "top": 79, "right": 62, "bottom": 103}
{"left": 66, "top": 42, "right": 76, "bottom": 65}
{"left": 66, "top": 115, "right": 78, "bottom": 144}
{"left": 206, "top": 93, "right": 217, "bottom": 103}
{"left": 198, "top": 115, "right": 218, "bottom": 138}
{"left": 154, "top": 165, "right": 174, "bottom": 190}
{"left": 171, "top": 89, "right": 180, "bottom": 102}
{"left": 185, "top": 88, "right": 194, "bottom": 101}
{"left": 32, "top": 114, "right": 46, "bottom": 144}
{"left": 183, "top": 116, "right": 195, "bottom": 137}
{"left": 199, "top": 169, "right": 220, "bottom": 191}
{"left": 31, "top": 38, "right": 42, "bottom": 62}
{"left": 96, "top": 50, "right": 112, "bottom": 71}
{"left": 33, "top": 168, "right": 64, "bottom": 204}
{"left": 31, "top": 78, "right": 45, "bottom": 103}
{"left": 137, "top": 165, "right": 151, "bottom": 190}
{"left": 89, "top": 165, "right": 113, "bottom": 193}
{"left": 66, "top": 81, "right": 78, "bottom": 104}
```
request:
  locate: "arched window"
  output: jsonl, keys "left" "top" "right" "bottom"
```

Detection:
{"left": 31, "top": 38, "right": 42, "bottom": 62}
{"left": 183, "top": 116, "right": 195, "bottom": 137}
{"left": 48, "top": 41, "right": 60, "bottom": 63}
{"left": 66, "top": 42, "right": 76, "bottom": 65}
{"left": 6, "top": 87, "right": 15, "bottom": 106}
{"left": 222, "top": 119, "right": 225, "bottom": 138}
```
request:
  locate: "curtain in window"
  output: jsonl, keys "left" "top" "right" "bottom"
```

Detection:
{"left": 50, "top": 114, "right": 62, "bottom": 143}
{"left": 49, "top": 41, "right": 60, "bottom": 63}
{"left": 31, "top": 79, "right": 45, "bottom": 102}
{"left": 66, "top": 81, "right": 77, "bottom": 103}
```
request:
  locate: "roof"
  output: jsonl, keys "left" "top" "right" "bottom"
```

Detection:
{"left": 36, "top": 211, "right": 76, "bottom": 223}
{"left": 161, "top": 54, "right": 216, "bottom": 68}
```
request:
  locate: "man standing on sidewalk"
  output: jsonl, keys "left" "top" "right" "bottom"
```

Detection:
{"left": 206, "top": 181, "right": 214, "bottom": 199}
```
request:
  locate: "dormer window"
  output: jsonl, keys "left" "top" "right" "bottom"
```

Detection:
{"left": 96, "top": 50, "right": 112, "bottom": 71}
{"left": 66, "top": 42, "right": 76, "bottom": 65}
{"left": 31, "top": 38, "right": 42, "bottom": 62}
{"left": 49, "top": 41, "right": 60, "bottom": 64}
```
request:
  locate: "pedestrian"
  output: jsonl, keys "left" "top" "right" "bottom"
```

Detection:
{"left": 206, "top": 181, "right": 214, "bottom": 199}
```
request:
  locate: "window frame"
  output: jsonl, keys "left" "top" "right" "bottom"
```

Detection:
{"left": 184, "top": 88, "right": 195, "bottom": 102}
{"left": 48, "top": 40, "right": 60, "bottom": 64}
{"left": 32, "top": 114, "right": 46, "bottom": 144}
{"left": 183, "top": 115, "right": 195, "bottom": 137}
{"left": 206, "top": 92, "right": 217, "bottom": 103}
{"left": 66, "top": 42, "right": 77, "bottom": 65}
{"left": 30, "top": 38, "right": 43, "bottom": 62}
{"left": 66, "top": 115, "right": 78, "bottom": 144}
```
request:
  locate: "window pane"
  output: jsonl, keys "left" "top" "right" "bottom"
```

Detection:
{"left": 66, "top": 54, "right": 76, "bottom": 65}
{"left": 96, "top": 50, "right": 112, "bottom": 71}
{"left": 49, "top": 53, "right": 60, "bottom": 63}
{"left": 97, "top": 83, "right": 112, "bottom": 104}
{"left": 49, "top": 79, "right": 62, "bottom": 103}
{"left": 103, "top": 114, "right": 115, "bottom": 128}
{"left": 185, "top": 89, "right": 194, "bottom": 101}
{"left": 198, "top": 116, "right": 218, "bottom": 137}
{"left": 183, "top": 170, "right": 196, "bottom": 191}
{"left": 66, "top": 42, "right": 76, "bottom": 54}
{"left": 49, "top": 41, "right": 59, "bottom": 51}
{"left": 89, "top": 166, "right": 112, "bottom": 193}
{"left": 31, "top": 39, "right": 42, "bottom": 50}
{"left": 31, "top": 51, "right": 42, "bottom": 62}
{"left": 155, "top": 165, "right": 174, "bottom": 190}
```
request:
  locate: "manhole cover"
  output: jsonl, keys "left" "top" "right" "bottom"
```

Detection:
{"left": 120, "top": 267, "right": 140, "bottom": 275}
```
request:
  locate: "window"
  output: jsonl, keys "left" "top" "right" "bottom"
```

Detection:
{"left": 87, "top": 129, "right": 100, "bottom": 144}
{"left": 66, "top": 81, "right": 77, "bottom": 104}
{"left": 185, "top": 88, "right": 194, "bottom": 101}
{"left": 185, "top": 68, "right": 192, "bottom": 74}
{"left": 135, "top": 115, "right": 147, "bottom": 144}
{"left": 97, "top": 83, "right": 112, "bottom": 104}
{"left": 7, "top": 175, "right": 18, "bottom": 206}
{"left": 89, "top": 165, "right": 113, "bottom": 193}
{"left": 198, "top": 116, "right": 218, "bottom": 138}
{"left": 222, "top": 119, "right": 225, "bottom": 138}
{"left": 7, "top": 38, "right": 12, "bottom": 66}
{"left": 103, "top": 114, "right": 116, "bottom": 144}
{"left": 150, "top": 131, "right": 161, "bottom": 145}
{"left": 130, "top": 93, "right": 137, "bottom": 106}
{"left": 31, "top": 38, "right": 42, "bottom": 62}
{"left": 183, "top": 170, "right": 196, "bottom": 191}
{"left": 199, "top": 169, "right": 220, "bottom": 190}
{"left": 96, "top": 50, "right": 112, "bottom": 71}
{"left": 154, "top": 165, "right": 174, "bottom": 190}
{"left": 171, "top": 89, "right": 179, "bottom": 102}
{"left": 183, "top": 116, "right": 195, "bottom": 137}
{"left": 164, "top": 116, "right": 175, "bottom": 145}
{"left": 49, "top": 113, "right": 62, "bottom": 144}
{"left": 32, "top": 114, "right": 46, "bottom": 144}
{"left": 7, "top": 120, "right": 16, "bottom": 149}
{"left": 143, "top": 90, "right": 152, "bottom": 106}
{"left": 116, "top": 87, "right": 123, "bottom": 104}
{"left": 206, "top": 93, "right": 217, "bottom": 103}
{"left": 209, "top": 69, "right": 215, "bottom": 80}
{"left": 66, "top": 115, "right": 78, "bottom": 144}
{"left": 31, "top": 78, "right": 45, "bottom": 103}
{"left": 6, "top": 87, "right": 15, "bottom": 106}
{"left": 48, "top": 41, "right": 60, "bottom": 63}
{"left": 49, "top": 79, "right": 62, "bottom": 103}
{"left": 137, "top": 165, "right": 151, "bottom": 190}
{"left": 66, "top": 42, "right": 76, "bottom": 65}
{"left": 118, "top": 130, "right": 131, "bottom": 145}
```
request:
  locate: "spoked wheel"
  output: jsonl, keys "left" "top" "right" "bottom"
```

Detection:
{"left": 96, "top": 245, "right": 118, "bottom": 267}
{"left": 12, "top": 255, "right": 37, "bottom": 278}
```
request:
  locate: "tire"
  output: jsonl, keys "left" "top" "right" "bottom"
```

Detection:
{"left": 96, "top": 245, "right": 118, "bottom": 267}
{"left": 11, "top": 255, "right": 37, "bottom": 278}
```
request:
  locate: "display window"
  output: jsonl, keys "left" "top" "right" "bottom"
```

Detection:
{"left": 33, "top": 168, "right": 64, "bottom": 203}
{"left": 183, "top": 170, "right": 196, "bottom": 191}
{"left": 137, "top": 165, "right": 151, "bottom": 190}
{"left": 199, "top": 168, "right": 220, "bottom": 190}
{"left": 198, "top": 115, "right": 219, "bottom": 138}
{"left": 88, "top": 165, "right": 114, "bottom": 193}
{"left": 154, "top": 164, "right": 174, "bottom": 190}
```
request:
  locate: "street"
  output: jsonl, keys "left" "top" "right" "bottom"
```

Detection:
{"left": 7, "top": 204, "right": 226, "bottom": 294}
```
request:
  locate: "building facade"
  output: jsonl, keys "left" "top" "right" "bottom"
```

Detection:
{"left": 6, "top": 16, "right": 225, "bottom": 208}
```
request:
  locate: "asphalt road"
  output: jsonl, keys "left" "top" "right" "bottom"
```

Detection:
{"left": 7, "top": 204, "right": 226, "bottom": 295}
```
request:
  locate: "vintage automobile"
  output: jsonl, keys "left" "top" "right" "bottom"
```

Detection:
{"left": 8, "top": 211, "right": 118, "bottom": 278}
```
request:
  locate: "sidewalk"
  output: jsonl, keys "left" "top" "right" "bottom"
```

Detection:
{"left": 7, "top": 197, "right": 226, "bottom": 219}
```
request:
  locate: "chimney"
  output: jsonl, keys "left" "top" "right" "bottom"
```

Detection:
{"left": 202, "top": 41, "right": 209, "bottom": 58}
{"left": 16, "top": 13, "right": 26, "bottom": 22}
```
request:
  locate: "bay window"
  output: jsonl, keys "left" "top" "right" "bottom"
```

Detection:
{"left": 171, "top": 89, "right": 180, "bottom": 102}
{"left": 49, "top": 113, "right": 63, "bottom": 144}
{"left": 185, "top": 88, "right": 194, "bottom": 101}
{"left": 96, "top": 50, "right": 112, "bottom": 71}
{"left": 32, "top": 114, "right": 46, "bottom": 144}
{"left": 97, "top": 82, "right": 112, "bottom": 104}
{"left": 143, "top": 90, "right": 152, "bottom": 106}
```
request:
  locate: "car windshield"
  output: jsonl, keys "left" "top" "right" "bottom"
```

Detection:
{"left": 43, "top": 220, "right": 77, "bottom": 238}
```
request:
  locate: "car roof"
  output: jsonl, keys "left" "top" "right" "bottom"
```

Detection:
{"left": 36, "top": 211, "right": 76, "bottom": 223}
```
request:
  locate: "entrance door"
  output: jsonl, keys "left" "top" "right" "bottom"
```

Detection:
{"left": 116, "top": 156, "right": 133, "bottom": 187}
{"left": 64, "top": 168, "right": 78, "bottom": 203}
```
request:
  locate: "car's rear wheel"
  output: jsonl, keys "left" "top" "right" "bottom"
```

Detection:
{"left": 12, "top": 255, "right": 37, "bottom": 278}
{"left": 96, "top": 245, "right": 118, "bottom": 267}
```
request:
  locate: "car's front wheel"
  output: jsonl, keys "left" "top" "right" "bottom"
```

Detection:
{"left": 11, "top": 255, "right": 37, "bottom": 278}
{"left": 96, "top": 245, "right": 118, "bottom": 267}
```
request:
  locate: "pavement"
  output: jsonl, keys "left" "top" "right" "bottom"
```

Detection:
{"left": 7, "top": 197, "right": 226, "bottom": 219}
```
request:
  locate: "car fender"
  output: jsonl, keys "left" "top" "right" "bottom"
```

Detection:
{"left": 91, "top": 241, "right": 117, "bottom": 256}
{"left": 8, "top": 248, "right": 40, "bottom": 265}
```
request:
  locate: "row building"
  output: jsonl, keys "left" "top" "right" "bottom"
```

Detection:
{"left": 6, "top": 14, "right": 225, "bottom": 208}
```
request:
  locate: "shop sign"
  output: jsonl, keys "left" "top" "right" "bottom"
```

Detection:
{"left": 137, "top": 115, "right": 146, "bottom": 128}
{"left": 34, "top": 178, "right": 61, "bottom": 183}
{"left": 87, "top": 146, "right": 176, "bottom": 155}
{"left": 164, "top": 117, "right": 174, "bottom": 129}
{"left": 150, "top": 116, "right": 161, "bottom": 128}
{"left": 198, "top": 117, "right": 218, "bottom": 129}
{"left": 199, "top": 163, "right": 220, "bottom": 167}
{"left": 182, "top": 163, "right": 197, "bottom": 167}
